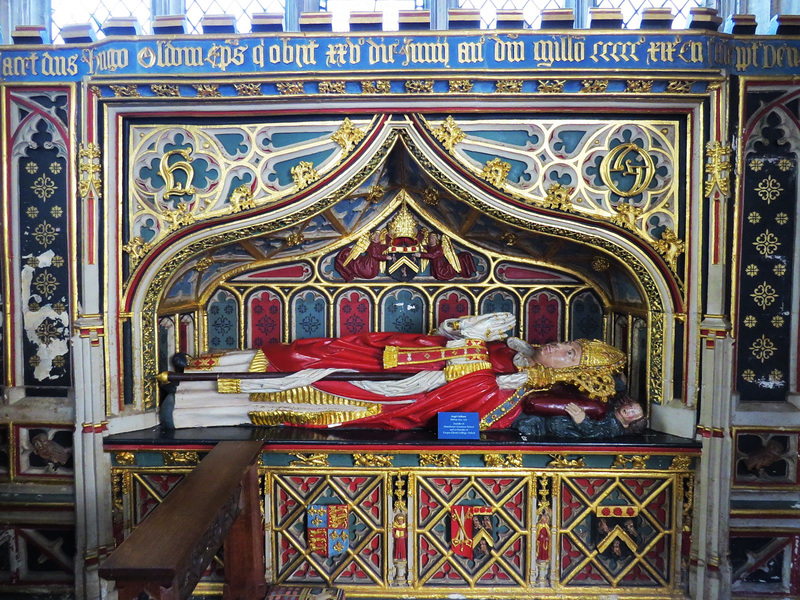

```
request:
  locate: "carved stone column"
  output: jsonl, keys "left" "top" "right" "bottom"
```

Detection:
{"left": 73, "top": 316, "right": 114, "bottom": 600}
{"left": 690, "top": 325, "right": 733, "bottom": 600}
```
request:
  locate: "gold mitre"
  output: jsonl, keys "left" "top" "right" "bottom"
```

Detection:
{"left": 525, "top": 339, "right": 626, "bottom": 401}
{"left": 577, "top": 339, "right": 626, "bottom": 371}
{"left": 388, "top": 203, "right": 419, "bottom": 239}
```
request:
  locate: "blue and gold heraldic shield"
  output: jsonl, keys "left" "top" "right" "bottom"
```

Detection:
{"left": 307, "top": 504, "right": 350, "bottom": 557}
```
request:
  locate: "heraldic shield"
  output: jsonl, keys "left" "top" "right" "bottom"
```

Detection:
{"left": 450, "top": 505, "right": 494, "bottom": 561}
{"left": 307, "top": 504, "right": 350, "bottom": 558}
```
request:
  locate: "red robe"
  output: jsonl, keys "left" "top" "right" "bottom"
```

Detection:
{"left": 259, "top": 333, "right": 522, "bottom": 430}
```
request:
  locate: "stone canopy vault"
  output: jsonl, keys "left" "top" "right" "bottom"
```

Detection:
{"left": 119, "top": 112, "right": 686, "bottom": 413}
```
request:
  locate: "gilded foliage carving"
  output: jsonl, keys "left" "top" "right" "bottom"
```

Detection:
{"left": 704, "top": 142, "right": 732, "bottom": 198}
{"left": 405, "top": 80, "right": 434, "bottom": 93}
{"left": 151, "top": 84, "right": 180, "bottom": 97}
{"left": 538, "top": 80, "right": 565, "bottom": 93}
{"left": 331, "top": 118, "right": 366, "bottom": 155}
{"left": 481, "top": 158, "right": 512, "bottom": 188}
{"left": 431, "top": 116, "right": 466, "bottom": 154}
{"left": 110, "top": 84, "right": 140, "bottom": 97}
{"left": 495, "top": 79, "right": 523, "bottom": 93}
{"left": 291, "top": 161, "right": 321, "bottom": 190}
{"left": 234, "top": 83, "right": 262, "bottom": 96}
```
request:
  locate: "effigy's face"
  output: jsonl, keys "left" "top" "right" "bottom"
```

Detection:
{"left": 617, "top": 403, "right": 644, "bottom": 424}
{"left": 534, "top": 341, "right": 582, "bottom": 369}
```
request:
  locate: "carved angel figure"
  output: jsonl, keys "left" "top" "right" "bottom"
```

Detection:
{"left": 417, "top": 232, "right": 477, "bottom": 281}
{"left": 334, "top": 230, "right": 389, "bottom": 282}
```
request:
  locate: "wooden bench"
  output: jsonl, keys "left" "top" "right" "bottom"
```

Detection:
{"left": 99, "top": 440, "right": 265, "bottom": 600}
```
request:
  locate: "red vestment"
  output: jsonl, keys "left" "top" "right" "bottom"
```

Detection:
{"left": 334, "top": 241, "right": 389, "bottom": 282}
{"left": 259, "top": 333, "right": 521, "bottom": 430}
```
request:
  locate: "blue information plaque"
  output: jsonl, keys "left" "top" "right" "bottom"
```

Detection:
{"left": 438, "top": 412, "right": 480, "bottom": 440}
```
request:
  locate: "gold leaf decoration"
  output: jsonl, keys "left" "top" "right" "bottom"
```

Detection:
{"left": 331, "top": 117, "right": 366, "bottom": 155}
{"left": 234, "top": 83, "right": 262, "bottom": 96}
{"left": 163, "top": 450, "right": 200, "bottom": 465}
{"left": 580, "top": 79, "right": 608, "bottom": 93}
{"left": 193, "top": 84, "right": 221, "bottom": 98}
{"left": 754, "top": 230, "right": 780, "bottom": 256}
{"left": 481, "top": 158, "right": 512, "bottom": 188}
{"left": 291, "top": 161, "right": 320, "bottom": 190}
{"left": 431, "top": 116, "right": 466, "bottom": 154}
{"left": 652, "top": 227, "right": 685, "bottom": 271}
{"left": 353, "top": 453, "right": 394, "bottom": 467}
{"left": 592, "top": 256, "right": 610, "bottom": 271}
{"left": 419, "top": 453, "right": 459, "bottom": 467}
{"left": 405, "top": 79, "right": 434, "bottom": 93}
{"left": 277, "top": 82, "right": 304, "bottom": 95}
{"left": 751, "top": 282, "right": 778, "bottom": 309}
{"left": 541, "top": 183, "right": 574, "bottom": 211}
{"left": 228, "top": 184, "right": 256, "bottom": 213}
{"left": 286, "top": 231, "right": 305, "bottom": 247}
{"left": 110, "top": 84, "right": 140, "bottom": 97}
{"left": 666, "top": 80, "right": 692, "bottom": 93}
{"left": 122, "top": 236, "right": 151, "bottom": 268}
{"left": 361, "top": 80, "right": 391, "bottom": 94}
{"left": 289, "top": 453, "right": 330, "bottom": 467}
{"left": 164, "top": 203, "right": 196, "bottom": 231}
{"left": 78, "top": 143, "right": 102, "bottom": 199}
{"left": 611, "top": 454, "right": 650, "bottom": 469}
{"left": 704, "top": 142, "right": 732, "bottom": 197}
{"left": 448, "top": 80, "right": 473, "bottom": 93}
{"left": 538, "top": 80, "right": 565, "bottom": 93}
{"left": 625, "top": 79, "right": 653, "bottom": 93}
{"left": 367, "top": 184, "right": 385, "bottom": 203}
{"left": 750, "top": 335, "right": 775, "bottom": 363}
{"left": 501, "top": 231, "right": 517, "bottom": 246}
{"left": 669, "top": 455, "right": 691, "bottom": 470}
{"left": 151, "top": 84, "right": 180, "bottom": 97}
{"left": 496, "top": 79, "right": 523, "bottom": 93}
{"left": 483, "top": 453, "right": 523, "bottom": 468}
{"left": 547, "top": 454, "right": 585, "bottom": 468}
{"left": 319, "top": 81, "right": 346, "bottom": 94}
{"left": 755, "top": 175, "right": 783, "bottom": 204}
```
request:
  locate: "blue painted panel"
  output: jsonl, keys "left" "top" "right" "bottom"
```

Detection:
{"left": 480, "top": 291, "right": 517, "bottom": 316}
{"left": 381, "top": 288, "right": 426, "bottom": 333}
{"left": 292, "top": 290, "right": 327, "bottom": 339}
{"left": 207, "top": 290, "right": 238, "bottom": 350}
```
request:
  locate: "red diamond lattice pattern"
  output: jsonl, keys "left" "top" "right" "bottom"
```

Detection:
{"left": 559, "top": 475, "right": 673, "bottom": 588}
{"left": 272, "top": 473, "right": 386, "bottom": 586}
{"left": 416, "top": 475, "right": 530, "bottom": 588}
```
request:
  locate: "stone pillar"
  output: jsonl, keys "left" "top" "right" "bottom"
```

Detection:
{"left": 73, "top": 317, "right": 114, "bottom": 600}
{"left": 690, "top": 327, "right": 733, "bottom": 600}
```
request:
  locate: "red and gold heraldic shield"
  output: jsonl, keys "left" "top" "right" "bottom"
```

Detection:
{"left": 450, "top": 505, "right": 494, "bottom": 560}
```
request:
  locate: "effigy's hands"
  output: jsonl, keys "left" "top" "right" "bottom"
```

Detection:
{"left": 565, "top": 402, "right": 586, "bottom": 424}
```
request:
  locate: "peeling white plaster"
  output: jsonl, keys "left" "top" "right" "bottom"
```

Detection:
{"left": 20, "top": 250, "right": 69, "bottom": 381}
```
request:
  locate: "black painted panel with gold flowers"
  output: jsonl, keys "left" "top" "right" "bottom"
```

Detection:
{"left": 13, "top": 92, "right": 71, "bottom": 393}
{"left": 737, "top": 103, "right": 798, "bottom": 401}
